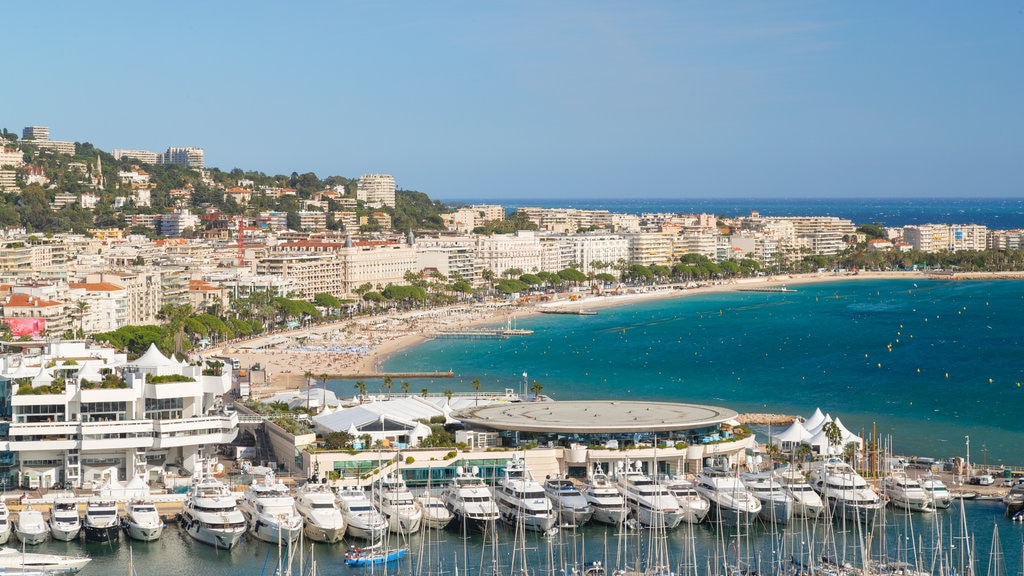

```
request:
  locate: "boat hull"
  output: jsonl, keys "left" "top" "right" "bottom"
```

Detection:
{"left": 345, "top": 521, "right": 387, "bottom": 541}
{"left": 384, "top": 510, "right": 422, "bottom": 534}
{"left": 590, "top": 506, "right": 627, "bottom": 525}
{"left": 755, "top": 498, "right": 792, "bottom": 524}
{"left": 49, "top": 521, "right": 81, "bottom": 542}
{"left": 498, "top": 507, "right": 557, "bottom": 533}
{"left": 705, "top": 501, "right": 758, "bottom": 527}
{"left": 15, "top": 529, "right": 48, "bottom": 546}
{"left": 0, "top": 527, "right": 9, "bottom": 545}
{"left": 345, "top": 548, "right": 407, "bottom": 566}
{"left": 304, "top": 522, "right": 346, "bottom": 544}
{"left": 178, "top": 511, "right": 246, "bottom": 550}
{"left": 83, "top": 523, "right": 120, "bottom": 543}
{"left": 249, "top": 518, "right": 302, "bottom": 544}
{"left": 124, "top": 521, "right": 164, "bottom": 542}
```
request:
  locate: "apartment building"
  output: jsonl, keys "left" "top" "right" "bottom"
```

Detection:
{"left": 85, "top": 271, "right": 162, "bottom": 325}
{"left": 903, "top": 224, "right": 988, "bottom": 253}
{"left": 474, "top": 231, "right": 543, "bottom": 275}
{"left": 625, "top": 233, "right": 674, "bottom": 267}
{"left": 67, "top": 281, "right": 129, "bottom": 333}
{"left": 356, "top": 174, "right": 396, "bottom": 208}
{"left": 158, "top": 147, "right": 204, "bottom": 168}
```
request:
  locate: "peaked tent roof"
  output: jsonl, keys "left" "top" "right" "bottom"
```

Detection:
{"left": 803, "top": 408, "right": 826, "bottom": 430}
{"left": 806, "top": 414, "right": 832, "bottom": 436}
{"left": 772, "top": 419, "right": 812, "bottom": 444}
{"left": 131, "top": 343, "right": 181, "bottom": 370}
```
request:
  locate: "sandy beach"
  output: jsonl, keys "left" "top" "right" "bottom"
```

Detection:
{"left": 208, "top": 268, "right": 1013, "bottom": 397}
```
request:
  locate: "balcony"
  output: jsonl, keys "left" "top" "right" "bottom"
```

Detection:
{"left": 153, "top": 414, "right": 238, "bottom": 449}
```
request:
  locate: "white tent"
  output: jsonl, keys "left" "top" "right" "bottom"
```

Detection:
{"left": 808, "top": 427, "right": 844, "bottom": 456}
{"left": 772, "top": 419, "right": 812, "bottom": 452}
{"left": 31, "top": 366, "right": 54, "bottom": 388}
{"left": 806, "top": 414, "right": 832, "bottom": 436}
{"left": 803, "top": 407, "right": 826, "bottom": 431}
{"left": 832, "top": 417, "right": 863, "bottom": 449}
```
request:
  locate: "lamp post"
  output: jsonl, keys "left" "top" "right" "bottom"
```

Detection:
{"left": 521, "top": 372, "right": 527, "bottom": 400}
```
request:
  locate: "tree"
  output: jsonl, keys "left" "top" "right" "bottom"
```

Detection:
{"left": 382, "top": 375, "right": 393, "bottom": 400}
{"left": 794, "top": 443, "right": 813, "bottom": 468}
{"left": 529, "top": 380, "right": 543, "bottom": 401}
{"left": 822, "top": 421, "right": 842, "bottom": 457}
{"left": 354, "top": 380, "right": 367, "bottom": 403}
{"left": 304, "top": 370, "right": 314, "bottom": 414}
{"left": 471, "top": 378, "right": 481, "bottom": 406}
{"left": 443, "top": 389, "right": 453, "bottom": 404}
{"left": 421, "top": 387, "right": 430, "bottom": 398}
{"left": 323, "top": 431, "right": 355, "bottom": 450}
{"left": 401, "top": 381, "right": 410, "bottom": 396}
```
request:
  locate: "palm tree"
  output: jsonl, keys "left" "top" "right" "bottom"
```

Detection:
{"left": 443, "top": 389, "right": 453, "bottom": 404}
{"left": 794, "top": 443, "right": 813, "bottom": 469}
{"left": 822, "top": 421, "right": 842, "bottom": 457}
{"left": 72, "top": 301, "right": 89, "bottom": 339}
{"left": 421, "top": 387, "right": 429, "bottom": 398}
{"left": 354, "top": 380, "right": 367, "bottom": 404}
{"left": 401, "top": 381, "right": 410, "bottom": 396}
{"left": 303, "top": 370, "right": 314, "bottom": 413}
{"left": 320, "top": 372, "right": 329, "bottom": 410}
{"left": 471, "top": 378, "right": 481, "bottom": 406}
{"left": 382, "top": 375, "right": 393, "bottom": 400}
{"left": 529, "top": 380, "right": 543, "bottom": 401}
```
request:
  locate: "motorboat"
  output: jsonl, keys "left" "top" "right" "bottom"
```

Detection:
{"left": 776, "top": 467, "right": 825, "bottom": 519}
{"left": 808, "top": 458, "right": 885, "bottom": 524}
{"left": 1003, "top": 480, "right": 1024, "bottom": 519}
{"left": 335, "top": 487, "right": 387, "bottom": 541}
{"left": 492, "top": 452, "right": 557, "bottom": 533}
{"left": 82, "top": 498, "right": 120, "bottom": 543}
{"left": 664, "top": 475, "right": 710, "bottom": 525}
{"left": 14, "top": 507, "right": 48, "bottom": 545}
{"left": 0, "top": 546, "right": 91, "bottom": 573}
{"left": 615, "top": 460, "right": 684, "bottom": 529}
{"left": 121, "top": 499, "right": 165, "bottom": 541}
{"left": 415, "top": 491, "right": 453, "bottom": 530}
{"left": 741, "top": 472, "right": 793, "bottom": 524}
{"left": 544, "top": 476, "right": 593, "bottom": 527}
{"left": 693, "top": 467, "right": 762, "bottom": 526}
{"left": 48, "top": 495, "right": 81, "bottom": 541}
{"left": 0, "top": 500, "right": 9, "bottom": 545}
{"left": 371, "top": 472, "right": 423, "bottom": 534}
{"left": 440, "top": 466, "right": 499, "bottom": 533}
{"left": 295, "top": 481, "right": 346, "bottom": 543}
{"left": 882, "top": 473, "right": 934, "bottom": 512}
{"left": 919, "top": 473, "right": 953, "bottom": 509}
{"left": 582, "top": 464, "right": 627, "bottom": 525}
{"left": 178, "top": 461, "right": 247, "bottom": 549}
{"left": 238, "top": 472, "right": 304, "bottom": 544}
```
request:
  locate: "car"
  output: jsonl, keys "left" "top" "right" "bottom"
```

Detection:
{"left": 1003, "top": 479, "right": 1015, "bottom": 487}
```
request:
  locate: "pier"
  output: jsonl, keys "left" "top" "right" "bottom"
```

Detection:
{"left": 737, "top": 286, "right": 797, "bottom": 293}
{"left": 538, "top": 308, "right": 598, "bottom": 315}
{"left": 329, "top": 371, "right": 455, "bottom": 380}
{"left": 431, "top": 327, "right": 534, "bottom": 339}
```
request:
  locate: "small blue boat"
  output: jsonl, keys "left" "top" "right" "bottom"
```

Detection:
{"left": 344, "top": 546, "right": 407, "bottom": 566}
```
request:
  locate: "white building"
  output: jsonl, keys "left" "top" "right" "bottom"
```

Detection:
{"left": 68, "top": 281, "right": 129, "bottom": 333}
{"left": 903, "top": 224, "right": 988, "bottom": 253}
{"left": 158, "top": 147, "right": 204, "bottom": 168}
{"left": 475, "top": 231, "right": 543, "bottom": 276}
{"left": 112, "top": 149, "right": 160, "bottom": 164}
{"left": 2, "top": 341, "right": 237, "bottom": 487}
{"left": 356, "top": 174, "right": 396, "bottom": 208}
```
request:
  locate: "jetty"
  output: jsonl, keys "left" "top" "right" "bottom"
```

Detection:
{"left": 738, "top": 286, "right": 797, "bottom": 293}
{"left": 538, "top": 308, "right": 597, "bottom": 316}
{"left": 329, "top": 371, "right": 455, "bottom": 380}
{"left": 432, "top": 327, "right": 533, "bottom": 339}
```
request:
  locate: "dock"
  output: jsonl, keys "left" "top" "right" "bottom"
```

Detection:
{"left": 431, "top": 327, "right": 533, "bottom": 339}
{"left": 330, "top": 371, "right": 455, "bottom": 380}
{"left": 538, "top": 309, "right": 598, "bottom": 315}
{"left": 738, "top": 286, "right": 797, "bottom": 293}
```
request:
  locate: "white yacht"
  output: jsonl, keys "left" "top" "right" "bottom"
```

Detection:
{"left": 741, "top": 472, "right": 793, "bottom": 524}
{"left": 582, "top": 464, "right": 627, "bottom": 525}
{"left": 694, "top": 467, "right": 762, "bottom": 526}
{"left": 179, "top": 462, "right": 247, "bottom": 550}
{"left": 664, "top": 475, "right": 711, "bottom": 524}
{"left": 808, "top": 458, "right": 885, "bottom": 524}
{"left": 0, "top": 546, "right": 91, "bottom": 573}
{"left": 615, "top": 461, "right": 684, "bottom": 529}
{"left": 15, "top": 506, "right": 48, "bottom": 545}
{"left": 415, "top": 491, "right": 453, "bottom": 530}
{"left": 239, "top": 472, "right": 304, "bottom": 544}
{"left": 372, "top": 472, "right": 423, "bottom": 534}
{"left": 335, "top": 487, "right": 388, "bottom": 541}
{"left": 882, "top": 473, "right": 934, "bottom": 512}
{"left": 0, "top": 501, "right": 9, "bottom": 545}
{"left": 919, "top": 473, "right": 953, "bottom": 510}
{"left": 82, "top": 498, "right": 120, "bottom": 543}
{"left": 1003, "top": 481, "right": 1024, "bottom": 519}
{"left": 295, "top": 482, "right": 346, "bottom": 543}
{"left": 440, "top": 466, "right": 499, "bottom": 533}
{"left": 493, "top": 453, "right": 557, "bottom": 533}
{"left": 122, "top": 499, "right": 165, "bottom": 541}
{"left": 544, "top": 476, "right": 593, "bottom": 527}
{"left": 48, "top": 495, "right": 81, "bottom": 541}
{"left": 776, "top": 467, "right": 825, "bottom": 519}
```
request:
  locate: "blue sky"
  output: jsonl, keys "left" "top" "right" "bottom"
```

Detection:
{"left": 6, "top": 2, "right": 1023, "bottom": 200}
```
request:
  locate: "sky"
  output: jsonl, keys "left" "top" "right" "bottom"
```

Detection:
{"left": 5, "top": 2, "right": 1023, "bottom": 200}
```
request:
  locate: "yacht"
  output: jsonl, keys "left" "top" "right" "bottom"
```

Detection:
{"left": 776, "top": 467, "right": 825, "bottom": 519}
{"left": 415, "top": 491, "right": 453, "bottom": 530}
{"left": 82, "top": 498, "right": 120, "bottom": 542}
{"left": 295, "top": 482, "right": 346, "bottom": 543}
{"left": 0, "top": 500, "right": 9, "bottom": 545}
{"left": 335, "top": 487, "right": 388, "bottom": 541}
{"left": 582, "top": 464, "right": 627, "bottom": 525}
{"left": 808, "top": 458, "right": 885, "bottom": 524}
{"left": 48, "top": 495, "right": 82, "bottom": 541}
{"left": 882, "top": 473, "right": 934, "bottom": 512}
{"left": 615, "top": 461, "right": 684, "bottom": 529}
{"left": 238, "top": 472, "right": 304, "bottom": 544}
{"left": 919, "top": 473, "right": 953, "bottom": 510}
{"left": 122, "top": 499, "right": 165, "bottom": 541}
{"left": 15, "top": 506, "right": 48, "bottom": 545}
{"left": 372, "top": 472, "right": 423, "bottom": 534}
{"left": 492, "top": 453, "right": 557, "bottom": 533}
{"left": 178, "top": 462, "right": 247, "bottom": 550}
{"left": 694, "top": 467, "right": 762, "bottom": 526}
{"left": 664, "top": 475, "right": 711, "bottom": 525}
{"left": 741, "top": 472, "right": 793, "bottom": 524}
{"left": 544, "top": 476, "right": 593, "bottom": 527}
{"left": 1003, "top": 480, "right": 1024, "bottom": 519}
{"left": 0, "top": 546, "right": 91, "bottom": 573}
{"left": 440, "top": 466, "right": 499, "bottom": 533}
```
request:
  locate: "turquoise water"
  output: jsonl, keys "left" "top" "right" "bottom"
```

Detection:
{"left": 382, "top": 279, "right": 1024, "bottom": 464}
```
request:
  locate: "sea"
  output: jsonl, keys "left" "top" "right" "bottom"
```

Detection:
{"left": 54, "top": 198, "right": 1024, "bottom": 575}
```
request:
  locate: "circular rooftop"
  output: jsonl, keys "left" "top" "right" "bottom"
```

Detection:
{"left": 453, "top": 400, "right": 737, "bottom": 434}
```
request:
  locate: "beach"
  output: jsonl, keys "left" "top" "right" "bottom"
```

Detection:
{"left": 206, "top": 269, "right": 945, "bottom": 396}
